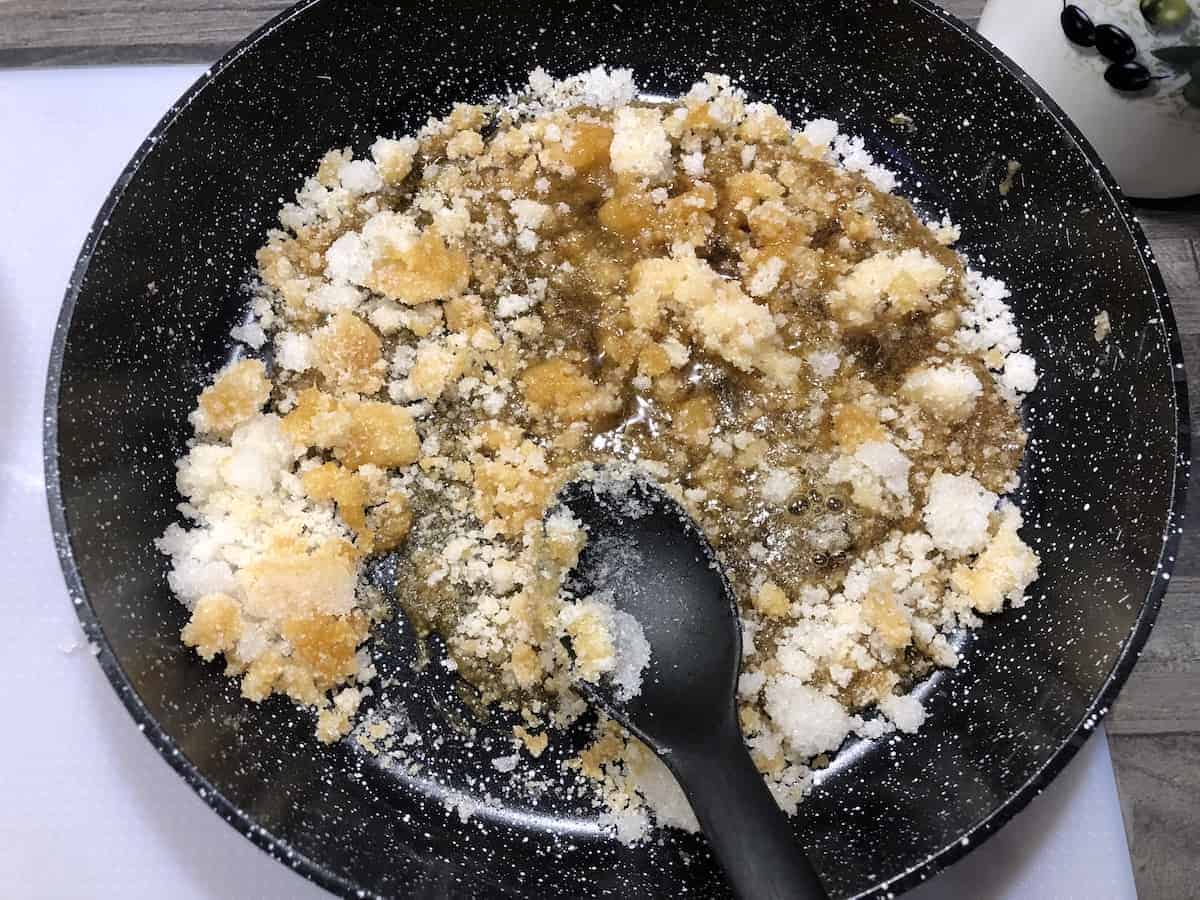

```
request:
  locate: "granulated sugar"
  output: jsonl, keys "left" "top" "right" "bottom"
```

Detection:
{"left": 158, "top": 67, "right": 1041, "bottom": 843}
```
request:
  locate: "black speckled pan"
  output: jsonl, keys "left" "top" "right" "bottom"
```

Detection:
{"left": 44, "top": 1, "right": 1190, "bottom": 897}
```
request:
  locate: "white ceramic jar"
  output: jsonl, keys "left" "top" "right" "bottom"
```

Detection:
{"left": 979, "top": 0, "right": 1200, "bottom": 199}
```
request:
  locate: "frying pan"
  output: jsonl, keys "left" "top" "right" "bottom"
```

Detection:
{"left": 44, "top": 0, "right": 1190, "bottom": 897}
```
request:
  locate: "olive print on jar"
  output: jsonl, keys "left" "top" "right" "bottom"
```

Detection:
{"left": 1060, "top": 0, "right": 1200, "bottom": 105}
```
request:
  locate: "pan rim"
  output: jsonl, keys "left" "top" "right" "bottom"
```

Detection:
{"left": 41, "top": 1, "right": 1191, "bottom": 897}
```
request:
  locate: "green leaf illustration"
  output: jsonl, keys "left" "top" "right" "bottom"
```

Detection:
{"left": 1153, "top": 45, "right": 1200, "bottom": 65}
{"left": 1184, "top": 77, "right": 1200, "bottom": 108}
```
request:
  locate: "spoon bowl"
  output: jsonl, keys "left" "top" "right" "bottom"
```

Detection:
{"left": 557, "top": 472, "right": 741, "bottom": 746}
{"left": 556, "top": 471, "right": 828, "bottom": 900}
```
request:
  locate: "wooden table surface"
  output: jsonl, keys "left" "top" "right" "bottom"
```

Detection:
{"left": 4, "top": 1, "right": 1198, "bottom": 896}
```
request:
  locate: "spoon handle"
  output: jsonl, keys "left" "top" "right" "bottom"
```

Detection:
{"left": 668, "top": 716, "right": 828, "bottom": 900}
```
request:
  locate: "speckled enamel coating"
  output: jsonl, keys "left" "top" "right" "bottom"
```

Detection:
{"left": 43, "top": 0, "right": 1190, "bottom": 897}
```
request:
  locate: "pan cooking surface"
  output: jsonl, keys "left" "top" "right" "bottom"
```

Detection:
{"left": 45, "top": 1, "right": 1189, "bottom": 897}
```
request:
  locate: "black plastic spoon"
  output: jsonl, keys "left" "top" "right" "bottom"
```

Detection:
{"left": 556, "top": 473, "right": 829, "bottom": 900}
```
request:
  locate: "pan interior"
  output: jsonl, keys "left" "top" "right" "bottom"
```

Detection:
{"left": 47, "top": 1, "right": 1186, "bottom": 898}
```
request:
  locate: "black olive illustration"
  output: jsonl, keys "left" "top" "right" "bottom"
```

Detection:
{"left": 1063, "top": 4, "right": 1179, "bottom": 96}
{"left": 1105, "top": 60, "right": 1154, "bottom": 90}
{"left": 1095, "top": 23, "right": 1138, "bottom": 62}
{"left": 1061, "top": 4, "right": 1097, "bottom": 46}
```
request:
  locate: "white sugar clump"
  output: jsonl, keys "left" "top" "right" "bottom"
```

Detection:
{"left": 801, "top": 118, "right": 840, "bottom": 153}
{"left": 923, "top": 471, "right": 997, "bottom": 558}
{"left": 491, "top": 754, "right": 521, "bottom": 773}
{"left": 805, "top": 349, "right": 841, "bottom": 379}
{"left": 738, "top": 670, "right": 768, "bottom": 700}
{"left": 747, "top": 256, "right": 786, "bottom": 298}
{"left": 338, "top": 159, "right": 383, "bottom": 195}
{"left": 900, "top": 363, "right": 982, "bottom": 423}
{"left": 856, "top": 440, "right": 912, "bottom": 497}
{"left": 221, "top": 415, "right": 294, "bottom": 496}
{"left": 832, "top": 133, "right": 898, "bottom": 193}
{"left": 308, "top": 282, "right": 364, "bottom": 314}
{"left": 958, "top": 270, "right": 1021, "bottom": 355}
{"left": 509, "top": 198, "right": 549, "bottom": 231}
{"left": 560, "top": 586, "right": 651, "bottom": 704}
{"left": 275, "top": 330, "right": 314, "bottom": 372}
{"left": 370, "top": 136, "right": 418, "bottom": 183}
{"left": 230, "top": 320, "right": 267, "bottom": 349}
{"left": 880, "top": 692, "right": 926, "bottom": 733}
{"left": 496, "top": 293, "right": 535, "bottom": 318}
{"left": 598, "top": 804, "right": 650, "bottom": 846}
{"left": 522, "top": 65, "right": 638, "bottom": 111}
{"left": 829, "top": 248, "right": 949, "bottom": 330}
{"left": 324, "top": 231, "right": 372, "bottom": 285}
{"left": 925, "top": 215, "right": 962, "bottom": 246}
{"left": 1000, "top": 352, "right": 1038, "bottom": 397}
{"left": 608, "top": 607, "right": 652, "bottom": 701}
{"left": 610, "top": 107, "right": 673, "bottom": 181}
{"left": 958, "top": 270, "right": 1038, "bottom": 401}
{"left": 761, "top": 468, "right": 800, "bottom": 505}
{"left": 765, "top": 677, "right": 856, "bottom": 759}
{"left": 681, "top": 151, "right": 705, "bottom": 177}
{"left": 628, "top": 748, "right": 699, "bottom": 832}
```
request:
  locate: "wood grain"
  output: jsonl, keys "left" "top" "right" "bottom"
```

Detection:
{"left": 1138, "top": 203, "right": 1200, "bottom": 242}
{"left": 936, "top": 0, "right": 984, "bottom": 25}
{"left": 1150, "top": 236, "right": 1200, "bottom": 335}
{"left": 0, "top": 0, "right": 291, "bottom": 67}
{"left": 1110, "top": 675, "right": 1200, "bottom": 734}
{"left": 1110, "top": 577, "right": 1200, "bottom": 735}
{"left": 1109, "top": 734, "right": 1200, "bottom": 899}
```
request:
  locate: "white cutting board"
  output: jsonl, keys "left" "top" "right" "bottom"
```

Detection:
{"left": 0, "top": 65, "right": 1137, "bottom": 900}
